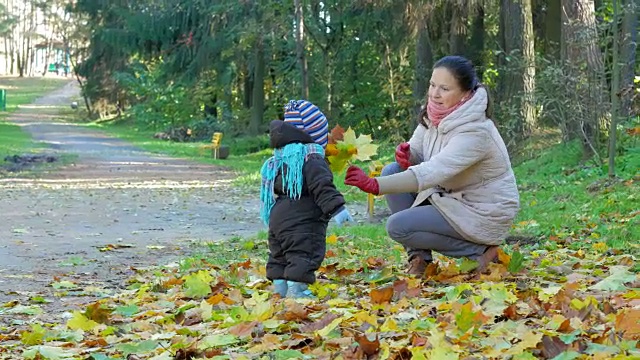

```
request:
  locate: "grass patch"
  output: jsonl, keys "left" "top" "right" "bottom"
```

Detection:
{"left": 513, "top": 139, "right": 638, "bottom": 249}
{"left": 0, "top": 122, "right": 37, "bottom": 160}
{"left": 0, "top": 76, "right": 70, "bottom": 164}
{"left": 0, "top": 76, "right": 70, "bottom": 113}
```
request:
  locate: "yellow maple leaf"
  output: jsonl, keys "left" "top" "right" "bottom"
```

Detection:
{"left": 66, "top": 311, "right": 99, "bottom": 332}
{"left": 326, "top": 234, "right": 338, "bottom": 245}
{"left": 316, "top": 317, "right": 342, "bottom": 338}
{"left": 454, "top": 301, "right": 489, "bottom": 334}
{"left": 505, "top": 330, "right": 542, "bottom": 355}
{"left": 325, "top": 143, "right": 340, "bottom": 157}
{"left": 247, "top": 334, "right": 281, "bottom": 353}
{"left": 592, "top": 242, "right": 608, "bottom": 252}
{"left": 341, "top": 127, "right": 379, "bottom": 161}
{"left": 326, "top": 127, "right": 379, "bottom": 173}
{"left": 380, "top": 317, "right": 399, "bottom": 332}
{"left": 249, "top": 299, "right": 273, "bottom": 321}
{"left": 425, "top": 329, "right": 460, "bottom": 360}
{"left": 327, "top": 144, "right": 357, "bottom": 173}
{"left": 353, "top": 310, "right": 378, "bottom": 327}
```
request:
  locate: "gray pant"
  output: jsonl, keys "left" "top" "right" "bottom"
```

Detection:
{"left": 382, "top": 162, "right": 488, "bottom": 262}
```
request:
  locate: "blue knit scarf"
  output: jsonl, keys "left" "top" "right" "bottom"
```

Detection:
{"left": 260, "top": 143, "right": 325, "bottom": 225}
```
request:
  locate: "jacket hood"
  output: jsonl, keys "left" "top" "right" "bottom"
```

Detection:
{"left": 269, "top": 120, "right": 316, "bottom": 149}
{"left": 437, "top": 87, "right": 489, "bottom": 134}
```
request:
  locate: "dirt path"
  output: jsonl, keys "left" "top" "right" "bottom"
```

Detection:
{"left": 0, "top": 82, "right": 264, "bottom": 313}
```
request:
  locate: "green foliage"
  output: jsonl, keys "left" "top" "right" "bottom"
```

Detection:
{"left": 69, "top": 0, "right": 637, "bottom": 158}
{"left": 507, "top": 251, "right": 525, "bottom": 273}
{"left": 227, "top": 135, "right": 270, "bottom": 155}
{"left": 69, "top": 0, "right": 429, "bottom": 141}
{"left": 616, "top": 116, "right": 639, "bottom": 159}
{"left": 114, "top": 61, "right": 201, "bottom": 130}
{"left": 533, "top": 56, "right": 606, "bottom": 142}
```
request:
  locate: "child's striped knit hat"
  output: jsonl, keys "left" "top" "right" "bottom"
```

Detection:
{"left": 283, "top": 100, "right": 329, "bottom": 148}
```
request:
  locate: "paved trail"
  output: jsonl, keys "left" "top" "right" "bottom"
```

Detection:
{"left": 0, "top": 81, "right": 264, "bottom": 312}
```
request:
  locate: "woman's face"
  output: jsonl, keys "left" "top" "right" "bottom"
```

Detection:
{"left": 428, "top": 67, "right": 469, "bottom": 109}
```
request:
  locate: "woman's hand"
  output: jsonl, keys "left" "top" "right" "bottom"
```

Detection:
{"left": 344, "top": 166, "right": 380, "bottom": 195}
{"left": 395, "top": 143, "right": 411, "bottom": 169}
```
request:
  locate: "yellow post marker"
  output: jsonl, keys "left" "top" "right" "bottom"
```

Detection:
{"left": 367, "top": 162, "right": 384, "bottom": 218}
{"left": 210, "top": 132, "right": 223, "bottom": 159}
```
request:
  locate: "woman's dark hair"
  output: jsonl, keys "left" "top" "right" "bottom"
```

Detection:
{"left": 418, "top": 55, "right": 493, "bottom": 126}
{"left": 435, "top": 55, "right": 479, "bottom": 92}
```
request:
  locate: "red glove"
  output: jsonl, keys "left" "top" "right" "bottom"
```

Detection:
{"left": 344, "top": 166, "right": 380, "bottom": 195}
{"left": 395, "top": 142, "right": 411, "bottom": 169}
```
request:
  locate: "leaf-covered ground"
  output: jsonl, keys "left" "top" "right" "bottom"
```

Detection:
{"left": 1, "top": 79, "right": 637, "bottom": 359}
{"left": 2, "top": 231, "right": 638, "bottom": 360}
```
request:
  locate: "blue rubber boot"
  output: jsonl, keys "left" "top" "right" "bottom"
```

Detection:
{"left": 286, "top": 281, "right": 315, "bottom": 299}
{"left": 273, "top": 279, "right": 288, "bottom": 297}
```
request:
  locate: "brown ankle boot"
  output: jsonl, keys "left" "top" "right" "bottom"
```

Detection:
{"left": 476, "top": 246, "right": 499, "bottom": 273}
{"left": 407, "top": 256, "right": 429, "bottom": 277}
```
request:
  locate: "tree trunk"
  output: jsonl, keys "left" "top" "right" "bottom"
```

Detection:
{"left": 68, "top": 50, "right": 93, "bottom": 117}
{"left": 28, "top": 2, "right": 35, "bottom": 76}
{"left": 545, "top": 0, "right": 562, "bottom": 60}
{"left": 204, "top": 94, "right": 217, "bottom": 118}
{"left": 324, "top": 48, "right": 334, "bottom": 118}
{"left": 18, "top": 2, "right": 25, "bottom": 77}
{"left": 294, "top": 0, "right": 309, "bottom": 99}
{"left": 249, "top": 36, "right": 265, "bottom": 136}
{"left": 609, "top": 0, "right": 621, "bottom": 178}
{"left": 3, "top": 36, "right": 8, "bottom": 75}
{"left": 469, "top": 5, "right": 485, "bottom": 79}
{"left": 385, "top": 43, "right": 395, "bottom": 107}
{"left": 499, "top": 0, "right": 536, "bottom": 137}
{"left": 243, "top": 66, "right": 252, "bottom": 109}
{"left": 449, "top": 5, "right": 466, "bottom": 55}
{"left": 620, "top": 0, "right": 637, "bottom": 117}
{"left": 562, "top": 1, "right": 605, "bottom": 72}
{"left": 9, "top": 47, "right": 14, "bottom": 74}
{"left": 42, "top": 11, "right": 55, "bottom": 77}
{"left": 521, "top": 0, "right": 536, "bottom": 136}
{"left": 414, "top": 20, "right": 432, "bottom": 118}
{"left": 6, "top": 0, "right": 15, "bottom": 74}
{"left": 16, "top": 57, "right": 21, "bottom": 76}
{"left": 561, "top": 0, "right": 606, "bottom": 160}
{"left": 594, "top": 0, "right": 603, "bottom": 11}
{"left": 222, "top": 83, "right": 233, "bottom": 123}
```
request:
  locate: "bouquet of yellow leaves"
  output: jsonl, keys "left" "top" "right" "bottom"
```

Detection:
{"left": 325, "top": 125, "right": 379, "bottom": 173}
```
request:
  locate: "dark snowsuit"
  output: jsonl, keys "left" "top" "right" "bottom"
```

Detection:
{"left": 265, "top": 120, "right": 346, "bottom": 284}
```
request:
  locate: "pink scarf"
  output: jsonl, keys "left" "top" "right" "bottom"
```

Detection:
{"left": 426, "top": 92, "right": 473, "bottom": 127}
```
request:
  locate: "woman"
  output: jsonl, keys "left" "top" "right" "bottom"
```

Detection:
{"left": 344, "top": 55, "right": 520, "bottom": 276}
